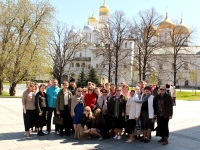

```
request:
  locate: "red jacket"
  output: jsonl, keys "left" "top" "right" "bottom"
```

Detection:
{"left": 84, "top": 93, "right": 97, "bottom": 109}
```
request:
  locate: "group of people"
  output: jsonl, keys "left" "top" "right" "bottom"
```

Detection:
{"left": 22, "top": 78, "right": 174, "bottom": 145}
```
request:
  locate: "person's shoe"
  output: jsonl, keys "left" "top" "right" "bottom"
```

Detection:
{"left": 97, "top": 137, "right": 103, "bottom": 141}
{"left": 117, "top": 136, "right": 122, "bottom": 140}
{"left": 126, "top": 139, "right": 134, "bottom": 143}
{"left": 56, "top": 131, "right": 60, "bottom": 135}
{"left": 158, "top": 138, "right": 164, "bottom": 143}
{"left": 144, "top": 139, "right": 150, "bottom": 143}
{"left": 140, "top": 138, "right": 145, "bottom": 142}
{"left": 45, "top": 131, "right": 50, "bottom": 134}
{"left": 113, "top": 135, "right": 118, "bottom": 139}
{"left": 162, "top": 138, "right": 168, "bottom": 145}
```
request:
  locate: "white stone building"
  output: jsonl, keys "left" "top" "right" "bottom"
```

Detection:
{"left": 63, "top": 0, "right": 200, "bottom": 87}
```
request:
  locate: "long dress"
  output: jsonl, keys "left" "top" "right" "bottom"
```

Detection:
{"left": 72, "top": 96, "right": 84, "bottom": 124}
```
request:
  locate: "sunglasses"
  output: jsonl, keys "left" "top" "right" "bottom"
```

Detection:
{"left": 102, "top": 92, "right": 107, "bottom": 93}
{"left": 30, "top": 85, "right": 35, "bottom": 87}
{"left": 78, "top": 91, "right": 82, "bottom": 92}
{"left": 160, "top": 89, "right": 165, "bottom": 90}
{"left": 84, "top": 110, "right": 90, "bottom": 112}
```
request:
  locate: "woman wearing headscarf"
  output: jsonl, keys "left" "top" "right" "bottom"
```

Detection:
{"left": 125, "top": 90, "right": 141, "bottom": 143}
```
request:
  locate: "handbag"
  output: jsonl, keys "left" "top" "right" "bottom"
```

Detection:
{"left": 53, "top": 116, "right": 63, "bottom": 125}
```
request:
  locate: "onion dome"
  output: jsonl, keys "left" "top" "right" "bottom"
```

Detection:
{"left": 174, "top": 18, "right": 190, "bottom": 35}
{"left": 99, "top": 0, "right": 109, "bottom": 16}
{"left": 88, "top": 13, "right": 98, "bottom": 23}
{"left": 158, "top": 13, "right": 174, "bottom": 30}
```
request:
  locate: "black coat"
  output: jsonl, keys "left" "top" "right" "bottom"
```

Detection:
{"left": 153, "top": 93, "right": 173, "bottom": 118}
{"left": 35, "top": 91, "right": 48, "bottom": 113}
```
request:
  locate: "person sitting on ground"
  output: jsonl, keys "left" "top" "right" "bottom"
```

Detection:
{"left": 74, "top": 106, "right": 93, "bottom": 140}
{"left": 87, "top": 108, "right": 105, "bottom": 141}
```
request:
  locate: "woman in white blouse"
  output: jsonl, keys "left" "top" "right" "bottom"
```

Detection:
{"left": 125, "top": 90, "right": 141, "bottom": 143}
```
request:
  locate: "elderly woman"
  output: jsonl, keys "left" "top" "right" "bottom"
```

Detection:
{"left": 108, "top": 87, "right": 127, "bottom": 140}
{"left": 22, "top": 82, "right": 36, "bottom": 137}
{"left": 35, "top": 84, "right": 48, "bottom": 136}
{"left": 71, "top": 88, "right": 84, "bottom": 132}
{"left": 125, "top": 90, "right": 141, "bottom": 143}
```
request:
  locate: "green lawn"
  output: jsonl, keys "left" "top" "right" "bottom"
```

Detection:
{"left": 0, "top": 91, "right": 21, "bottom": 98}
{"left": 176, "top": 91, "right": 200, "bottom": 100}
{"left": 3, "top": 80, "right": 27, "bottom": 85}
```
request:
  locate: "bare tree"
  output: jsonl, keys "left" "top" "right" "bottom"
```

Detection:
{"left": 165, "top": 21, "right": 197, "bottom": 86}
{"left": 49, "top": 22, "right": 84, "bottom": 86}
{"left": 98, "top": 10, "right": 132, "bottom": 85}
{"left": 131, "top": 7, "right": 163, "bottom": 81}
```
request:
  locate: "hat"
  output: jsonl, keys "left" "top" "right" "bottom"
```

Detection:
{"left": 69, "top": 77, "right": 75, "bottom": 83}
{"left": 160, "top": 85, "right": 166, "bottom": 90}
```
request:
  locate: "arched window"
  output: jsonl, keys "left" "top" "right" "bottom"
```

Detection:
{"left": 81, "top": 63, "right": 85, "bottom": 68}
{"left": 125, "top": 42, "right": 127, "bottom": 48}
{"left": 71, "top": 63, "right": 74, "bottom": 67}
{"left": 88, "top": 64, "right": 91, "bottom": 69}
{"left": 76, "top": 63, "right": 80, "bottom": 67}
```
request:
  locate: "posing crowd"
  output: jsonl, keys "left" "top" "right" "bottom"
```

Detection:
{"left": 22, "top": 79, "right": 174, "bottom": 145}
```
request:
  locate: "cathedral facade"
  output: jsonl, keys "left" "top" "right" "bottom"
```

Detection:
{"left": 64, "top": 0, "right": 200, "bottom": 87}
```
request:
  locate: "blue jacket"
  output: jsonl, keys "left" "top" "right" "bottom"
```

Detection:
{"left": 46, "top": 86, "right": 60, "bottom": 108}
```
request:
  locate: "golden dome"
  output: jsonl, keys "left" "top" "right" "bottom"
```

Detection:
{"left": 174, "top": 18, "right": 190, "bottom": 35}
{"left": 158, "top": 13, "right": 174, "bottom": 30}
{"left": 143, "top": 25, "right": 158, "bottom": 36}
{"left": 88, "top": 13, "right": 98, "bottom": 23}
{"left": 99, "top": 0, "right": 109, "bottom": 16}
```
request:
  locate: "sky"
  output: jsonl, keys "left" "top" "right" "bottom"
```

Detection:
{"left": 49, "top": 0, "right": 200, "bottom": 45}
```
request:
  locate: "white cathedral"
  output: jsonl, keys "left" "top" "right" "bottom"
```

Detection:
{"left": 63, "top": 0, "right": 200, "bottom": 87}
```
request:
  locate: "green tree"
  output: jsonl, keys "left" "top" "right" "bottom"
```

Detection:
{"left": 76, "top": 69, "right": 88, "bottom": 87}
{"left": 189, "top": 69, "right": 200, "bottom": 96}
{"left": 149, "top": 71, "right": 158, "bottom": 85}
{"left": 87, "top": 68, "right": 100, "bottom": 85}
{"left": 0, "top": 0, "right": 55, "bottom": 95}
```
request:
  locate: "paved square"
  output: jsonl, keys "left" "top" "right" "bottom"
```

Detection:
{"left": 0, "top": 98, "right": 200, "bottom": 150}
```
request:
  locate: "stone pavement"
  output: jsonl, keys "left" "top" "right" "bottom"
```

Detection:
{"left": 0, "top": 98, "right": 200, "bottom": 150}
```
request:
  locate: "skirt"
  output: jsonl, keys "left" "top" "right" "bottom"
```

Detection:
{"left": 74, "top": 124, "right": 89, "bottom": 140}
{"left": 156, "top": 116, "right": 169, "bottom": 138}
{"left": 140, "top": 111, "right": 152, "bottom": 130}
{"left": 72, "top": 103, "right": 84, "bottom": 124}
{"left": 37, "top": 107, "right": 47, "bottom": 127}
{"left": 125, "top": 116, "right": 136, "bottom": 134}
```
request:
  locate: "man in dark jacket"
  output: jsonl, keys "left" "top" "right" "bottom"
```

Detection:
{"left": 153, "top": 85, "right": 173, "bottom": 145}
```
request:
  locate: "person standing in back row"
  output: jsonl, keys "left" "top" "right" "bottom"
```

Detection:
{"left": 56, "top": 81, "right": 72, "bottom": 136}
{"left": 46, "top": 79, "right": 60, "bottom": 134}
